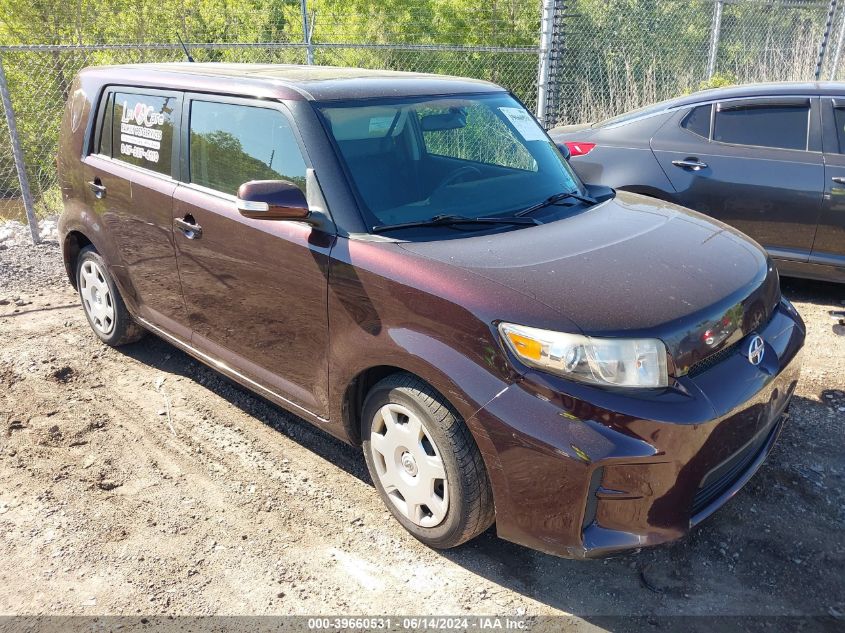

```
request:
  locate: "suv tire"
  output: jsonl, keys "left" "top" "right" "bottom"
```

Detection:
{"left": 362, "top": 372, "right": 494, "bottom": 549}
{"left": 76, "top": 245, "right": 144, "bottom": 346}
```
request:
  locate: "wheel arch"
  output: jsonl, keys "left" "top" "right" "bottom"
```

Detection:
{"left": 62, "top": 230, "right": 93, "bottom": 289}
{"left": 339, "top": 356, "right": 503, "bottom": 449}
{"left": 342, "top": 364, "right": 408, "bottom": 446}
{"left": 343, "top": 361, "right": 507, "bottom": 528}
{"left": 337, "top": 353, "right": 510, "bottom": 519}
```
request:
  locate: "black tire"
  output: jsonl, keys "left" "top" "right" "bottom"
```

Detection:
{"left": 76, "top": 245, "right": 144, "bottom": 346}
{"left": 361, "top": 372, "right": 494, "bottom": 549}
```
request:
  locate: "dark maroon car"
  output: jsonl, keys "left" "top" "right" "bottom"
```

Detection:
{"left": 57, "top": 63, "right": 804, "bottom": 558}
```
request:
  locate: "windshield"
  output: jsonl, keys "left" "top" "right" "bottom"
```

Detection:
{"left": 317, "top": 93, "right": 584, "bottom": 231}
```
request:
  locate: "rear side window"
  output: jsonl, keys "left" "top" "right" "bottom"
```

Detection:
{"left": 97, "top": 93, "right": 114, "bottom": 157}
{"left": 834, "top": 107, "right": 845, "bottom": 154}
{"left": 681, "top": 105, "right": 711, "bottom": 139}
{"left": 189, "top": 101, "right": 307, "bottom": 196}
{"left": 713, "top": 103, "right": 809, "bottom": 151}
{"left": 111, "top": 92, "right": 177, "bottom": 175}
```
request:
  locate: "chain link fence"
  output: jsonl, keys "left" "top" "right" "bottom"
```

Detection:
{"left": 1, "top": 0, "right": 844, "bottom": 242}
{"left": 549, "top": 0, "right": 844, "bottom": 126}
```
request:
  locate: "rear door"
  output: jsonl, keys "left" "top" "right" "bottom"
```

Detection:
{"left": 172, "top": 95, "right": 334, "bottom": 418}
{"left": 83, "top": 87, "right": 188, "bottom": 338}
{"left": 651, "top": 97, "right": 824, "bottom": 263}
{"left": 814, "top": 97, "right": 845, "bottom": 273}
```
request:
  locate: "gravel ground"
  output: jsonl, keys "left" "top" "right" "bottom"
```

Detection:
{"left": 0, "top": 221, "right": 843, "bottom": 630}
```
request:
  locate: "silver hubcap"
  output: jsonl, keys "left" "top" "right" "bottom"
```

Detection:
{"left": 369, "top": 403, "right": 449, "bottom": 527}
{"left": 79, "top": 260, "right": 115, "bottom": 335}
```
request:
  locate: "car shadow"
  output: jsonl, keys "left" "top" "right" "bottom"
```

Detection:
{"left": 780, "top": 276, "right": 843, "bottom": 306}
{"left": 781, "top": 277, "right": 844, "bottom": 338}
{"left": 117, "top": 334, "right": 371, "bottom": 486}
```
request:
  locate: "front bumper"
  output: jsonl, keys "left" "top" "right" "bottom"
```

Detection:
{"left": 470, "top": 302, "right": 804, "bottom": 559}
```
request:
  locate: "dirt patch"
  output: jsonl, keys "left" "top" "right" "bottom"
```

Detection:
{"left": 49, "top": 366, "right": 75, "bottom": 384}
{"left": 0, "top": 238, "right": 843, "bottom": 626}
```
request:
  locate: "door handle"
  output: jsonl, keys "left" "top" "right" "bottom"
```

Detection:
{"left": 87, "top": 179, "right": 106, "bottom": 199}
{"left": 672, "top": 158, "right": 708, "bottom": 171}
{"left": 832, "top": 176, "right": 845, "bottom": 185}
{"left": 174, "top": 217, "right": 202, "bottom": 239}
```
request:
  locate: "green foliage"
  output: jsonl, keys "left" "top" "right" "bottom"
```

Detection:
{"left": 698, "top": 72, "right": 737, "bottom": 91}
{"left": 0, "top": 0, "right": 835, "bottom": 217}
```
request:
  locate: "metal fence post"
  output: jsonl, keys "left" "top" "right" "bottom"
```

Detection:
{"left": 815, "top": 0, "right": 838, "bottom": 79}
{"left": 300, "top": 0, "right": 314, "bottom": 65}
{"left": 0, "top": 54, "right": 39, "bottom": 244}
{"left": 830, "top": 4, "right": 845, "bottom": 79}
{"left": 536, "top": 0, "right": 555, "bottom": 126}
{"left": 706, "top": 0, "right": 724, "bottom": 80}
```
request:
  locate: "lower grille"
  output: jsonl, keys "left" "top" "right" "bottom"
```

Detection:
{"left": 691, "top": 417, "right": 780, "bottom": 516}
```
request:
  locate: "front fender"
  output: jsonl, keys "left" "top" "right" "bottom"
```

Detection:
{"left": 328, "top": 326, "right": 512, "bottom": 526}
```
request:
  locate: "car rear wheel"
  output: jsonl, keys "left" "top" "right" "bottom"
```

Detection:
{"left": 361, "top": 373, "right": 494, "bottom": 549}
{"left": 76, "top": 246, "right": 144, "bottom": 346}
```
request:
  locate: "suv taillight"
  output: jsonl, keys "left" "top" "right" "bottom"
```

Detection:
{"left": 564, "top": 141, "right": 596, "bottom": 157}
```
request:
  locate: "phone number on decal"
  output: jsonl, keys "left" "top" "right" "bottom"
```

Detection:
{"left": 120, "top": 143, "right": 159, "bottom": 163}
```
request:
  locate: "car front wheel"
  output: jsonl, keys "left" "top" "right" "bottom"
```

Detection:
{"left": 362, "top": 373, "right": 494, "bottom": 549}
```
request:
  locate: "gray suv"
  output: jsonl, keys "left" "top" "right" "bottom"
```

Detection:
{"left": 550, "top": 82, "right": 845, "bottom": 284}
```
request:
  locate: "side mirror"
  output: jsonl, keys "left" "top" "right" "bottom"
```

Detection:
{"left": 236, "top": 180, "right": 310, "bottom": 221}
{"left": 556, "top": 142, "right": 571, "bottom": 161}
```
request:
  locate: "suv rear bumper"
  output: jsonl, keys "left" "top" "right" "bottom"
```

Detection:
{"left": 470, "top": 302, "right": 804, "bottom": 559}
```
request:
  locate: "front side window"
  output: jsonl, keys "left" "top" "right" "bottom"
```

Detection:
{"left": 713, "top": 103, "right": 809, "bottom": 151}
{"left": 111, "top": 92, "right": 177, "bottom": 175}
{"left": 189, "top": 101, "right": 307, "bottom": 196}
{"left": 319, "top": 93, "right": 582, "bottom": 230}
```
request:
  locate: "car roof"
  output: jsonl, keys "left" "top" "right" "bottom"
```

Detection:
{"left": 657, "top": 81, "right": 845, "bottom": 109}
{"left": 79, "top": 62, "right": 505, "bottom": 101}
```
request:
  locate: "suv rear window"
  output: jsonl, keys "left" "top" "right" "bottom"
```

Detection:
{"left": 111, "top": 92, "right": 177, "bottom": 175}
{"left": 713, "top": 103, "right": 809, "bottom": 151}
{"left": 188, "top": 101, "right": 307, "bottom": 196}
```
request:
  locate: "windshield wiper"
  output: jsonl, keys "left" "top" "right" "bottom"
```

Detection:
{"left": 514, "top": 191, "right": 597, "bottom": 217}
{"left": 371, "top": 213, "right": 540, "bottom": 233}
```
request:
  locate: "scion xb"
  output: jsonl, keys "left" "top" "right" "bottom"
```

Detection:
{"left": 58, "top": 64, "right": 804, "bottom": 558}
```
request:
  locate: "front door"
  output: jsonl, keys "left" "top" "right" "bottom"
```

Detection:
{"left": 82, "top": 88, "right": 187, "bottom": 338}
{"left": 172, "top": 96, "right": 334, "bottom": 418}
{"left": 814, "top": 97, "right": 845, "bottom": 277}
{"left": 651, "top": 98, "right": 824, "bottom": 263}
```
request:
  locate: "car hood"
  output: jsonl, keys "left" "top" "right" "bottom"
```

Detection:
{"left": 398, "top": 191, "right": 781, "bottom": 372}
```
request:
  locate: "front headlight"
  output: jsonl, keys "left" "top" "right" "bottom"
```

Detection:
{"left": 498, "top": 322, "right": 668, "bottom": 388}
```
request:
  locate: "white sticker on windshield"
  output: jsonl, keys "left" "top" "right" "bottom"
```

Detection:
{"left": 368, "top": 116, "right": 394, "bottom": 135}
{"left": 499, "top": 107, "right": 547, "bottom": 142}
